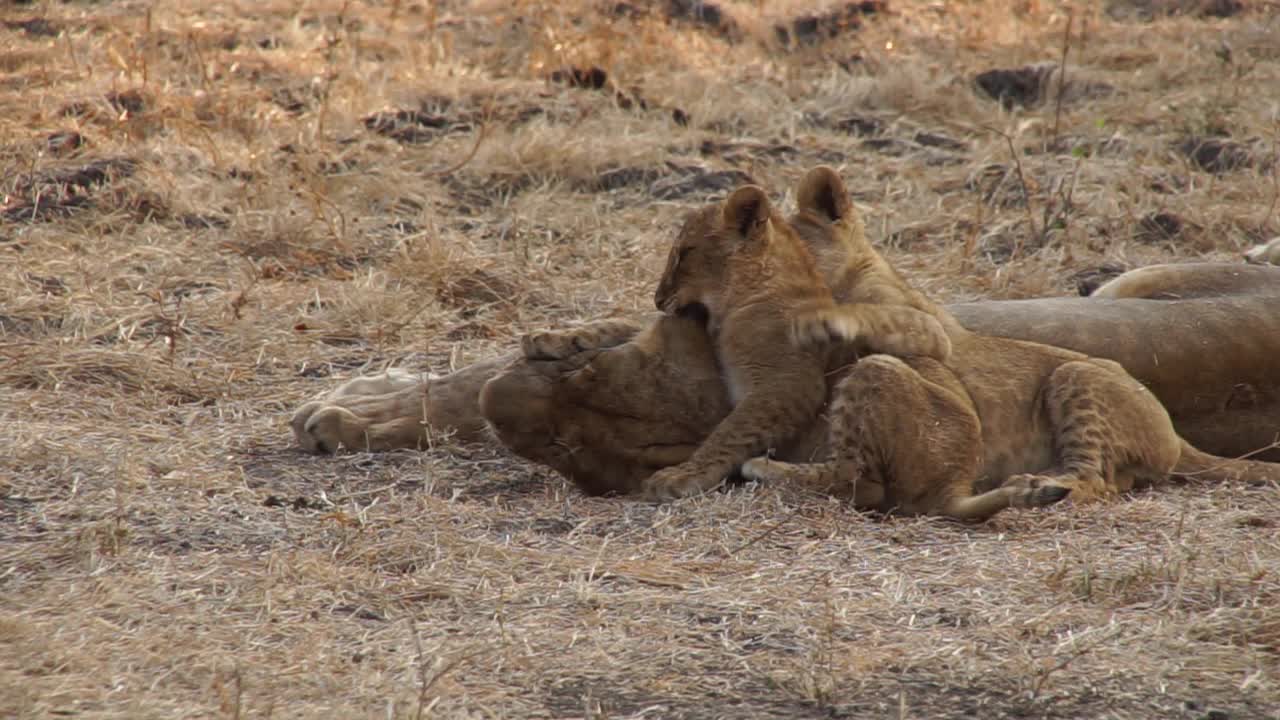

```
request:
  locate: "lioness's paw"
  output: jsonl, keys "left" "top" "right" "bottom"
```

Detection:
{"left": 1244, "top": 236, "right": 1280, "bottom": 265}
{"left": 520, "top": 330, "right": 586, "bottom": 361}
{"left": 290, "top": 401, "right": 326, "bottom": 451}
{"left": 292, "top": 403, "right": 364, "bottom": 454}
{"left": 642, "top": 465, "right": 723, "bottom": 502}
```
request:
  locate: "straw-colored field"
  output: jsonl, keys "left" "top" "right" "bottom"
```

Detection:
{"left": 3, "top": 1, "right": 1278, "bottom": 717}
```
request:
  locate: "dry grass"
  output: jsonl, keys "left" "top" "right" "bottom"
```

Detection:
{"left": 3, "top": 0, "right": 1279, "bottom": 717}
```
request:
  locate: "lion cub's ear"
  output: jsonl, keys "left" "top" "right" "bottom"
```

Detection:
{"left": 797, "top": 166, "right": 853, "bottom": 223}
{"left": 722, "top": 185, "right": 772, "bottom": 239}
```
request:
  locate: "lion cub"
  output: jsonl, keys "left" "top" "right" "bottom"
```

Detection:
{"left": 788, "top": 166, "right": 957, "bottom": 356}
{"left": 743, "top": 166, "right": 1277, "bottom": 520}
{"left": 642, "top": 184, "right": 949, "bottom": 501}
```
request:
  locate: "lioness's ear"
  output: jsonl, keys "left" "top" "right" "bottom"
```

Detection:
{"left": 722, "top": 185, "right": 771, "bottom": 238}
{"left": 797, "top": 166, "right": 852, "bottom": 222}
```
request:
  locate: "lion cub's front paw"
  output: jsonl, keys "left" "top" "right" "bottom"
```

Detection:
{"left": 790, "top": 309, "right": 852, "bottom": 348}
{"left": 793, "top": 307, "right": 952, "bottom": 361}
{"left": 642, "top": 465, "right": 723, "bottom": 502}
{"left": 520, "top": 330, "right": 586, "bottom": 361}
{"left": 873, "top": 315, "right": 952, "bottom": 362}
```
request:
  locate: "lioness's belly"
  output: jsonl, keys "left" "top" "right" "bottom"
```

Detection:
{"left": 948, "top": 296, "right": 1280, "bottom": 462}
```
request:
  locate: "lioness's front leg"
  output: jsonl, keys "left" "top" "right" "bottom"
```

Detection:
{"left": 292, "top": 369, "right": 428, "bottom": 453}
{"left": 292, "top": 318, "right": 647, "bottom": 454}
{"left": 292, "top": 354, "right": 516, "bottom": 453}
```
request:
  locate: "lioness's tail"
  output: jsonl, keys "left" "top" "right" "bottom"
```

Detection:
{"left": 1174, "top": 440, "right": 1280, "bottom": 486}
{"left": 791, "top": 304, "right": 952, "bottom": 361}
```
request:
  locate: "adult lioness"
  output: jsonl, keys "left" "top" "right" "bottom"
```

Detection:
{"left": 292, "top": 272, "right": 1280, "bottom": 499}
{"left": 738, "top": 168, "right": 1279, "bottom": 518}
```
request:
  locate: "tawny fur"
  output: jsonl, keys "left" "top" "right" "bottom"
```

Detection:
{"left": 747, "top": 167, "right": 1280, "bottom": 520}
{"left": 1092, "top": 261, "right": 1280, "bottom": 300}
{"left": 291, "top": 268, "right": 1280, "bottom": 504}
{"left": 639, "top": 181, "right": 963, "bottom": 502}
{"left": 1243, "top": 236, "right": 1280, "bottom": 266}
{"left": 641, "top": 187, "right": 837, "bottom": 501}
{"left": 788, "top": 166, "right": 956, "bottom": 360}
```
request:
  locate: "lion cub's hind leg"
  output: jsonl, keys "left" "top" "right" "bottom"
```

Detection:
{"left": 1005, "top": 358, "right": 1181, "bottom": 503}
{"left": 737, "top": 358, "right": 907, "bottom": 507}
{"left": 744, "top": 355, "right": 1074, "bottom": 521}
{"left": 743, "top": 356, "right": 964, "bottom": 514}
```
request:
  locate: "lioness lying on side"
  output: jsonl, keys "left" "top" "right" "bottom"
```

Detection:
{"left": 727, "top": 167, "right": 1278, "bottom": 519}
{"left": 292, "top": 234, "right": 1280, "bottom": 507}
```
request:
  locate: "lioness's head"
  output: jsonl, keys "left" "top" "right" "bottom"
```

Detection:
{"left": 481, "top": 313, "right": 730, "bottom": 496}
{"left": 653, "top": 184, "right": 777, "bottom": 316}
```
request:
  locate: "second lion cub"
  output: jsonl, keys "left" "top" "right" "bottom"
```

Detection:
{"left": 642, "top": 183, "right": 949, "bottom": 501}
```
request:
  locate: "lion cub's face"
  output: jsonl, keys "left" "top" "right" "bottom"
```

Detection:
{"left": 654, "top": 186, "right": 775, "bottom": 318}
{"left": 654, "top": 205, "right": 729, "bottom": 317}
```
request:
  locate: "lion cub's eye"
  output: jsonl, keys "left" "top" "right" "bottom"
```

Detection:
{"left": 678, "top": 246, "right": 693, "bottom": 262}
